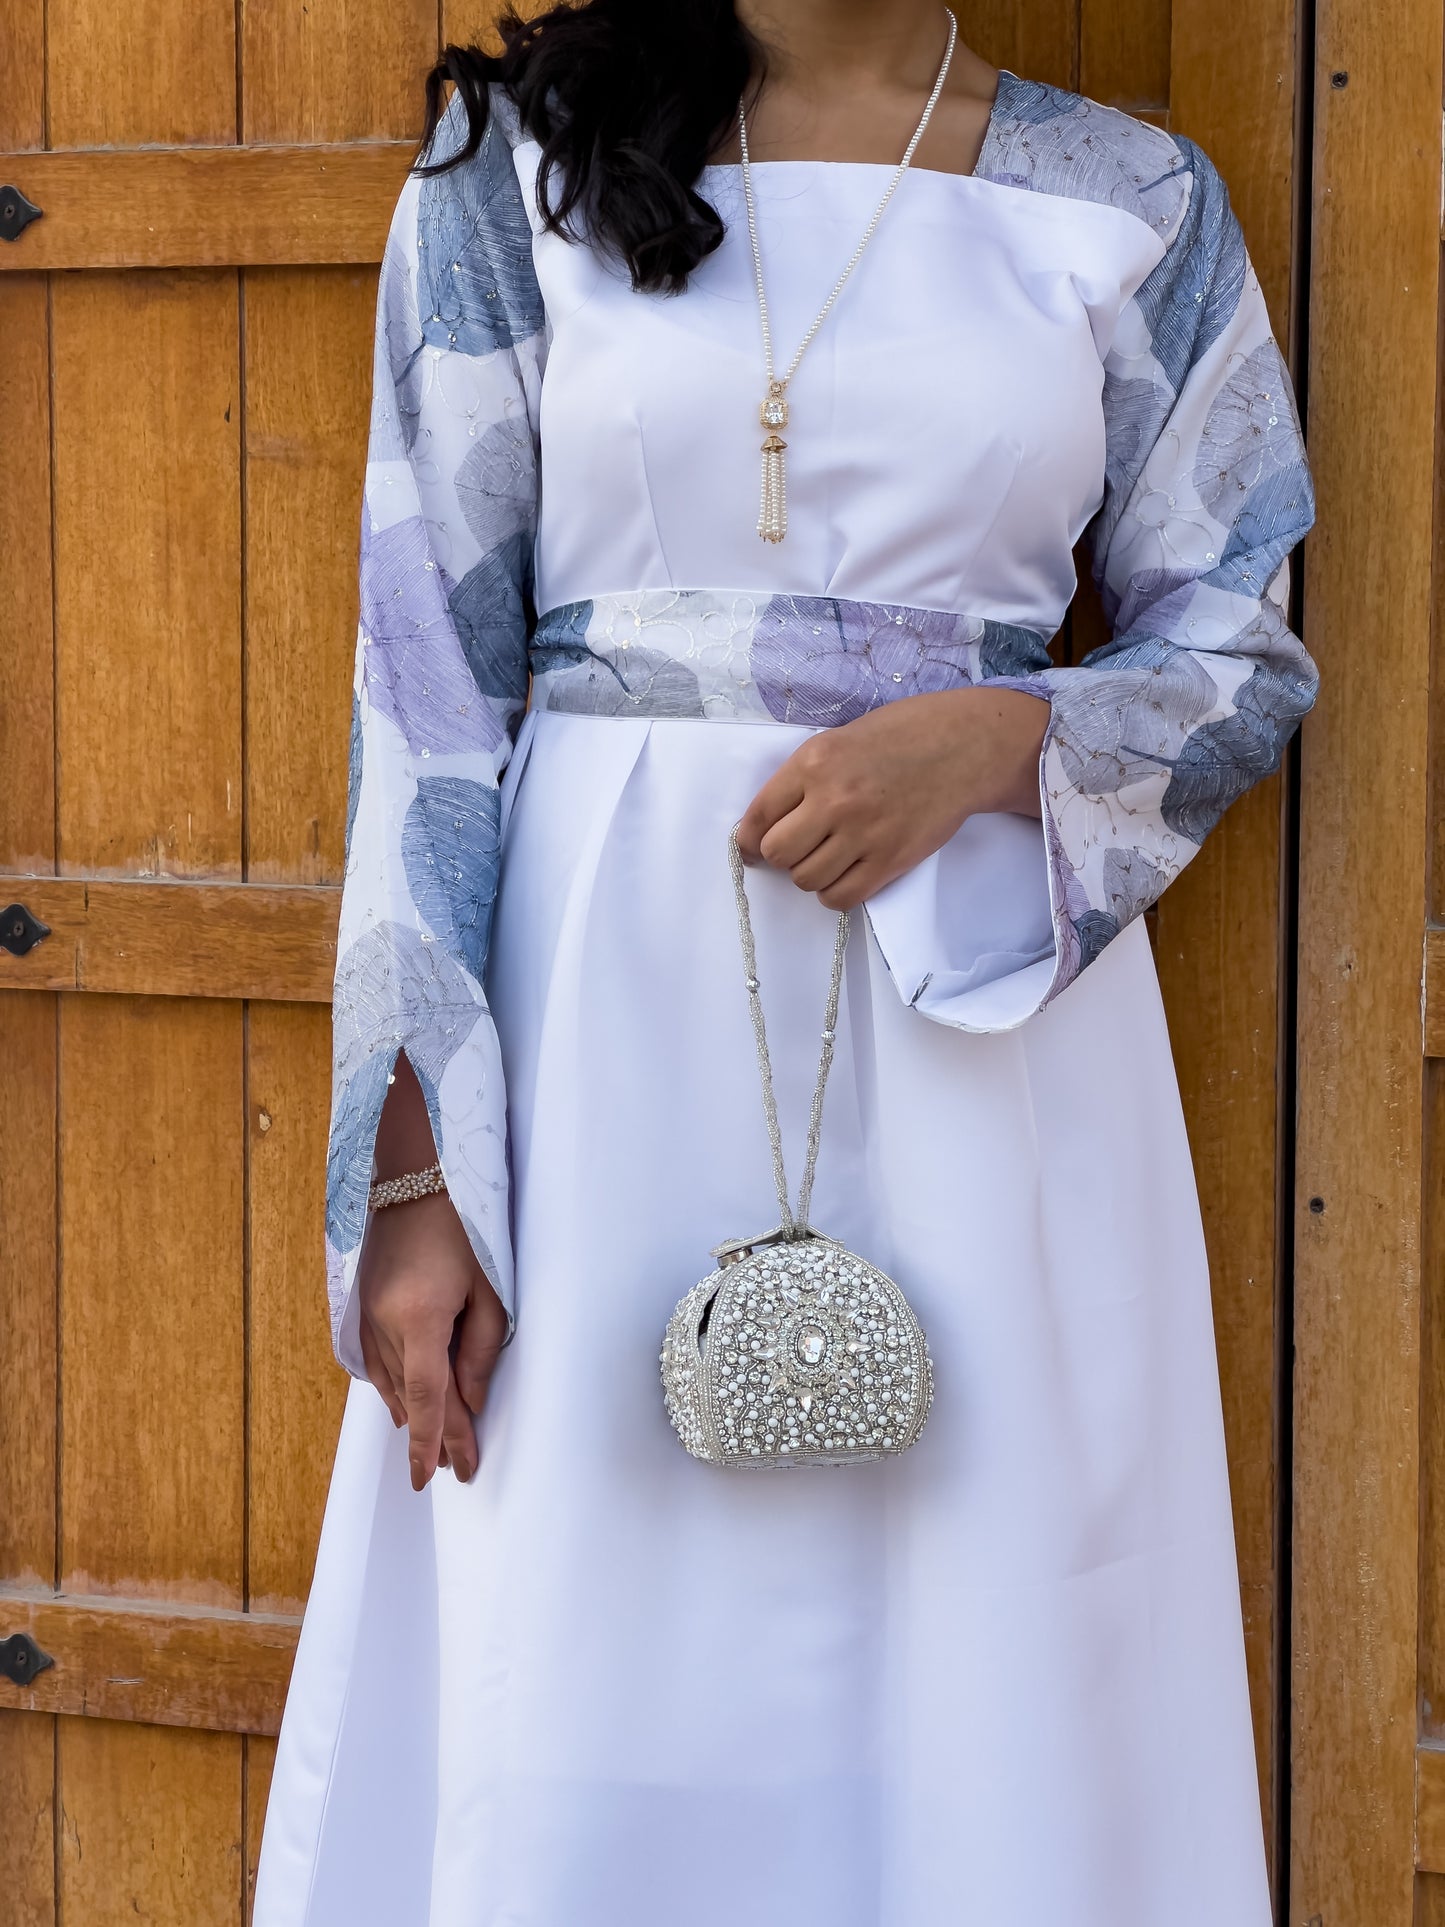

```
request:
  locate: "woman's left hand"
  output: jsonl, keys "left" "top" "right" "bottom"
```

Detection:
{"left": 736, "top": 687, "right": 1050, "bottom": 909}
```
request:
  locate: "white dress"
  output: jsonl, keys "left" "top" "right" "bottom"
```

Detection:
{"left": 255, "top": 72, "right": 1314, "bottom": 1927}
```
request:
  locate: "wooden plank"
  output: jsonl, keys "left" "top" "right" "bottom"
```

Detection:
{"left": 0, "top": 879, "right": 339, "bottom": 1002}
{"left": 0, "top": 1590, "right": 298, "bottom": 1737}
{"left": 1419, "top": 70, "right": 1445, "bottom": 1758}
{"left": 58, "top": 1720, "right": 243, "bottom": 1927}
{"left": 1080, "top": 0, "right": 1169, "bottom": 113}
{"left": 1421, "top": 1745, "right": 1445, "bottom": 1870}
{"left": 52, "top": 269, "right": 242, "bottom": 880}
{"left": 1150, "top": 784, "right": 1286, "bottom": 1854}
{"left": 439, "top": 0, "right": 509, "bottom": 54}
{"left": 0, "top": 994, "right": 58, "bottom": 1592}
{"left": 241, "top": 0, "right": 436, "bottom": 144}
{"left": 46, "top": 0, "right": 236, "bottom": 148}
{"left": 1424, "top": 1064, "right": 1445, "bottom": 1738}
{"left": 1171, "top": 4, "right": 1298, "bottom": 330}
{"left": 0, "top": 0, "right": 45, "bottom": 149}
{"left": 0, "top": 145, "right": 414, "bottom": 271}
{"left": 247, "top": 1005, "right": 347, "bottom": 1617}
{"left": 245, "top": 1736, "right": 277, "bottom": 1922}
{"left": 243, "top": 267, "right": 376, "bottom": 885}
{"left": 59, "top": 997, "right": 245, "bottom": 1608}
{"left": 1155, "top": 0, "right": 1306, "bottom": 1886}
{"left": 0, "top": 277, "right": 54, "bottom": 876}
{"left": 1428, "top": 932, "right": 1445, "bottom": 1056}
{"left": 0, "top": 1710, "right": 54, "bottom": 1924}
{"left": 1290, "top": 0, "right": 1441, "bottom": 1919}
{"left": 940, "top": 0, "right": 1077, "bottom": 91}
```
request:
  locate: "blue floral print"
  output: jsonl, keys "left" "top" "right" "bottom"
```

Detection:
{"left": 324, "top": 72, "right": 1316, "bottom": 1374}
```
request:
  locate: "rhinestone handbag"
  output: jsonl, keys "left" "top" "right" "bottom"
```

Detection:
{"left": 660, "top": 830, "right": 934, "bottom": 1469}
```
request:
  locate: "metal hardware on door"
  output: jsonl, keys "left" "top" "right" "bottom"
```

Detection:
{"left": 0, "top": 185, "right": 42, "bottom": 241}
{"left": 0, "top": 1632, "right": 54, "bottom": 1687}
{"left": 0, "top": 903, "right": 50, "bottom": 956}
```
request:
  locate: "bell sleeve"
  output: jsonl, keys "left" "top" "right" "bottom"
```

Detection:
{"left": 323, "top": 89, "right": 546, "bottom": 1378}
{"left": 867, "top": 136, "right": 1317, "bottom": 1033}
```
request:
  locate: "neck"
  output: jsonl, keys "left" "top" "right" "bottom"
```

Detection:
{"left": 735, "top": 0, "right": 953, "bottom": 91}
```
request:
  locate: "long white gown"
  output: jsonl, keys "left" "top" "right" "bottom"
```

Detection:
{"left": 255, "top": 71, "right": 1314, "bottom": 1927}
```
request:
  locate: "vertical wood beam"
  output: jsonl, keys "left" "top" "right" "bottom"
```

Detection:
{"left": 1164, "top": 0, "right": 1307, "bottom": 1891}
{"left": 1291, "top": 0, "right": 1441, "bottom": 1917}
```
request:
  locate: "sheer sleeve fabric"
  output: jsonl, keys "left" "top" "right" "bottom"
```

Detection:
{"left": 324, "top": 90, "right": 546, "bottom": 1377}
{"left": 985, "top": 136, "right": 1317, "bottom": 1017}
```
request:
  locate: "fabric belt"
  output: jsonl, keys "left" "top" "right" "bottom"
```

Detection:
{"left": 527, "top": 589, "right": 1054, "bottom": 727}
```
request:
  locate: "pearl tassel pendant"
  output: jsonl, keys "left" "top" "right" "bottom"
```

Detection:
{"left": 737, "top": 7, "right": 958, "bottom": 546}
{"left": 758, "top": 385, "right": 790, "bottom": 543}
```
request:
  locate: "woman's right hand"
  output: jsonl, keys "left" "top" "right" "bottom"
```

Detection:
{"left": 356, "top": 1188, "right": 509, "bottom": 1491}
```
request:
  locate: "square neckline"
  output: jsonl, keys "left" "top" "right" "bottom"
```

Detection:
{"left": 699, "top": 67, "right": 1017, "bottom": 188}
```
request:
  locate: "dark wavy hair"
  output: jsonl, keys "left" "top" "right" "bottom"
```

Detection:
{"left": 416, "top": 1, "right": 763, "bottom": 296}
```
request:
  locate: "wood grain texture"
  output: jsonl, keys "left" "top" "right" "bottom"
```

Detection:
{"left": 1290, "top": 0, "right": 1441, "bottom": 1919}
{"left": 1171, "top": 4, "right": 1298, "bottom": 328}
{"left": 247, "top": 1005, "right": 347, "bottom": 1616}
{"left": 245, "top": 1736, "right": 277, "bottom": 1922}
{"left": 0, "top": 276, "right": 54, "bottom": 876}
{"left": 1420, "top": 1746, "right": 1445, "bottom": 1871}
{"left": 1421, "top": 251, "right": 1445, "bottom": 1762}
{"left": 0, "top": 0, "right": 45, "bottom": 148}
{"left": 1080, "top": 0, "right": 1169, "bottom": 112}
{"left": 243, "top": 267, "right": 377, "bottom": 885}
{"left": 439, "top": 0, "right": 511, "bottom": 53}
{"left": 58, "top": 997, "right": 245, "bottom": 1606}
{"left": 0, "top": 1589, "right": 298, "bottom": 1736}
{"left": 954, "top": 0, "right": 1076, "bottom": 89}
{"left": 0, "top": 1709, "right": 54, "bottom": 1923}
{"left": 1429, "top": 936, "right": 1445, "bottom": 1057}
{"left": 0, "top": 994, "right": 58, "bottom": 1592}
{"left": 58, "top": 1719, "right": 243, "bottom": 1927}
{"left": 0, "top": 878, "right": 340, "bottom": 1001}
{"left": 1149, "top": 781, "right": 1287, "bottom": 1850}
{"left": 1157, "top": 0, "right": 1305, "bottom": 1879}
{"left": 242, "top": 0, "right": 437, "bottom": 144}
{"left": 45, "top": 0, "right": 236, "bottom": 147}
{"left": 0, "top": 145, "right": 414, "bottom": 272}
{"left": 51, "top": 271, "right": 242, "bottom": 880}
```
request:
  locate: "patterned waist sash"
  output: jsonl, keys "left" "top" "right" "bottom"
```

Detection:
{"left": 527, "top": 590, "right": 1054, "bottom": 727}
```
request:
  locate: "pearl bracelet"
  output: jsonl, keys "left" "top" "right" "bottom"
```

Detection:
{"left": 367, "top": 1162, "right": 448, "bottom": 1212}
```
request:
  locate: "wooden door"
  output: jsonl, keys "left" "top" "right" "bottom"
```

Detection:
{"left": 0, "top": 2, "right": 1310, "bottom": 1922}
{"left": 0, "top": 1, "right": 446, "bottom": 1917}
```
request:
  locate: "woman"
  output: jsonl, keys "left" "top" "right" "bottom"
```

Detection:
{"left": 255, "top": 0, "right": 1315, "bottom": 1920}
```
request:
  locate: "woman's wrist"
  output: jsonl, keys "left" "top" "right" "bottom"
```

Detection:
{"left": 373, "top": 1049, "right": 441, "bottom": 1181}
{"left": 930, "top": 685, "right": 1050, "bottom": 819}
{"left": 982, "top": 686, "right": 1050, "bottom": 817}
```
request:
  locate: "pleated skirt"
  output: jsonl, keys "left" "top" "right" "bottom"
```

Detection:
{"left": 254, "top": 708, "right": 1270, "bottom": 1927}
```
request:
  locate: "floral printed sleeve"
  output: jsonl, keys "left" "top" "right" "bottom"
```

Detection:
{"left": 324, "top": 89, "right": 546, "bottom": 1378}
{"left": 993, "top": 135, "right": 1317, "bottom": 1005}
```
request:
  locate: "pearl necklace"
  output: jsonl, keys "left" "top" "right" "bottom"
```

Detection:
{"left": 737, "top": 7, "right": 958, "bottom": 543}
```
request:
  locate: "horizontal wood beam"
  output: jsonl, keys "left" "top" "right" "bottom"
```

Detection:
{"left": 0, "top": 877, "right": 339, "bottom": 1001}
{"left": 0, "top": 1588, "right": 298, "bottom": 1736}
{"left": 0, "top": 142, "right": 413, "bottom": 269}
{"left": 1425, "top": 926, "right": 1445, "bottom": 1056}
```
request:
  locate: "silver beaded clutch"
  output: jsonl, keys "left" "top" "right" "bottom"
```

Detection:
{"left": 660, "top": 833, "right": 935, "bottom": 1469}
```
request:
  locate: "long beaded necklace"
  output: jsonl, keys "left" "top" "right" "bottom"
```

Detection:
{"left": 737, "top": 7, "right": 958, "bottom": 543}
